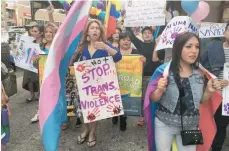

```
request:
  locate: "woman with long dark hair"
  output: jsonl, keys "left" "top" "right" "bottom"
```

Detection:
{"left": 148, "top": 32, "right": 227, "bottom": 151}
{"left": 70, "top": 19, "right": 122, "bottom": 148}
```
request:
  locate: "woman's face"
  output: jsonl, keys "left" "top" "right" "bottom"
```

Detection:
{"left": 120, "top": 37, "right": 131, "bottom": 50}
{"left": 112, "top": 29, "right": 120, "bottom": 41}
{"left": 88, "top": 22, "right": 101, "bottom": 41}
{"left": 32, "top": 27, "right": 42, "bottom": 40}
{"left": 44, "top": 27, "right": 54, "bottom": 42}
{"left": 181, "top": 36, "right": 200, "bottom": 65}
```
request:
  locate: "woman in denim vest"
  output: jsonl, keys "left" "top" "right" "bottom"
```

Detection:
{"left": 149, "top": 33, "right": 227, "bottom": 151}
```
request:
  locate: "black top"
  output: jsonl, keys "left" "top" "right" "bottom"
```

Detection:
{"left": 126, "top": 28, "right": 164, "bottom": 76}
{"left": 130, "top": 48, "right": 140, "bottom": 54}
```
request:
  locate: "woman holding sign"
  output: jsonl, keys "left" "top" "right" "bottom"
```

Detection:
{"left": 112, "top": 31, "right": 146, "bottom": 131}
{"left": 23, "top": 5, "right": 55, "bottom": 103}
{"left": 70, "top": 19, "right": 122, "bottom": 148}
{"left": 22, "top": 25, "right": 44, "bottom": 103}
{"left": 145, "top": 32, "right": 228, "bottom": 151}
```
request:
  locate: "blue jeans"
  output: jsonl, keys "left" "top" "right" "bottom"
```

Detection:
{"left": 155, "top": 117, "right": 196, "bottom": 151}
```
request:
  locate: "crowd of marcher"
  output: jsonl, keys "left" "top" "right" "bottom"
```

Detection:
{"left": 1, "top": 4, "right": 229, "bottom": 151}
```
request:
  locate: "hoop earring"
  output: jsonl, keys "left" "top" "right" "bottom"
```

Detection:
{"left": 87, "top": 36, "right": 90, "bottom": 41}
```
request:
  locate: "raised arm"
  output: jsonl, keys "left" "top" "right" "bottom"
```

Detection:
{"left": 152, "top": 36, "right": 160, "bottom": 62}
{"left": 126, "top": 27, "right": 143, "bottom": 51}
{"left": 47, "top": 5, "right": 55, "bottom": 23}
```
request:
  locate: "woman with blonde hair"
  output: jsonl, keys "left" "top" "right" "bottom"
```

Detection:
{"left": 40, "top": 22, "right": 58, "bottom": 53}
{"left": 70, "top": 19, "right": 122, "bottom": 147}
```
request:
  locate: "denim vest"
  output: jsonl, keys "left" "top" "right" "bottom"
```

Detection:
{"left": 159, "top": 69, "right": 205, "bottom": 113}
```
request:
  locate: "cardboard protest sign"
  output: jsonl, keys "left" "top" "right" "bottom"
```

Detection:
{"left": 74, "top": 57, "right": 124, "bottom": 123}
{"left": 39, "top": 55, "right": 79, "bottom": 117}
{"left": 124, "top": 0, "right": 166, "bottom": 27}
{"left": 222, "top": 63, "right": 229, "bottom": 116}
{"left": 116, "top": 55, "right": 143, "bottom": 116}
{"left": 199, "top": 22, "right": 226, "bottom": 38}
{"left": 14, "top": 38, "right": 41, "bottom": 73}
{"left": 156, "top": 16, "right": 199, "bottom": 51}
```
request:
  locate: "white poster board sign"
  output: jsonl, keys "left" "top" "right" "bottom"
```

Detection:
{"left": 222, "top": 63, "right": 229, "bottom": 116}
{"left": 14, "top": 35, "right": 40, "bottom": 73}
{"left": 74, "top": 57, "right": 124, "bottom": 123}
{"left": 199, "top": 22, "right": 226, "bottom": 38}
{"left": 124, "top": 0, "right": 166, "bottom": 27}
{"left": 156, "top": 16, "right": 199, "bottom": 51}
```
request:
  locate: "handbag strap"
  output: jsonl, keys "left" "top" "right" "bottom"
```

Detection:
{"left": 179, "top": 97, "right": 184, "bottom": 131}
{"left": 179, "top": 88, "right": 185, "bottom": 131}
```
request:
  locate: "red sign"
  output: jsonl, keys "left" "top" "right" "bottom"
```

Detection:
{"left": 23, "top": 12, "right": 31, "bottom": 17}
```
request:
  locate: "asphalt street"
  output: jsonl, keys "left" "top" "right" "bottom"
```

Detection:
{"left": 4, "top": 67, "right": 229, "bottom": 151}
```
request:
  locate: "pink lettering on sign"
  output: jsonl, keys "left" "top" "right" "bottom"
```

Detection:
{"left": 82, "top": 81, "right": 115, "bottom": 95}
{"left": 80, "top": 94, "right": 121, "bottom": 110}
{"left": 82, "top": 63, "right": 110, "bottom": 83}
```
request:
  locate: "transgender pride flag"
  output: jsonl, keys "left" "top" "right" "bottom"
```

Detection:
{"left": 39, "top": 1, "right": 92, "bottom": 151}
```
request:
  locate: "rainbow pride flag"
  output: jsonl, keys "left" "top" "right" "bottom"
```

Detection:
{"left": 39, "top": 1, "right": 92, "bottom": 151}
{"left": 104, "top": 0, "right": 117, "bottom": 38}
{"left": 144, "top": 62, "right": 222, "bottom": 151}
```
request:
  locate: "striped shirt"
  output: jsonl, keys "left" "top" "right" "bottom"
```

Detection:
{"left": 218, "top": 48, "right": 229, "bottom": 80}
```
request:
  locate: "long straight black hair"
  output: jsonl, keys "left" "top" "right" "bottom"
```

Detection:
{"left": 170, "top": 32, "right": 201, "bottom": 88}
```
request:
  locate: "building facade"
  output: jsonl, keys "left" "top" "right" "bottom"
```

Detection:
{"left": 5, "top": 1, "right": 65, "bottom": 27}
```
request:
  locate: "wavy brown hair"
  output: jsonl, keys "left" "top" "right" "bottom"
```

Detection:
{"left": 77, "top": 19, "right": 107, "bottom": 55}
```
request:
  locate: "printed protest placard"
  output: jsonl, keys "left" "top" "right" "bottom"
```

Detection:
{"left": 199, "top": 22, "right": 226, "bottom": 38}
{"left": 156, "top": 16, "right": 199, "bottom": 51}
{"left": 116, "top": 55, "right": 143, "bottom": 116}
{"left": 14, "top": 41, "right": 41, "bottom": 73}
{"left": 39, "top": 55, "right": 79, "bottom": 117}
{"left": 222, "top": 63, "right": 229, "bottom": 116}
{"left": 124, "top": 0, "right": 166, "bottom": 27}
{"left": 74, "top": 57, "right": 124, "bottom": 123}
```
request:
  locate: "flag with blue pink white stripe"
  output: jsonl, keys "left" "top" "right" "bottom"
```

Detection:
{"left": 39, "top": 1, "right": 92, "bottom": 150}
